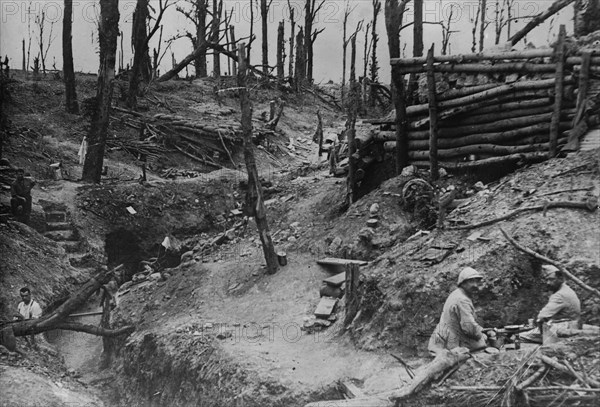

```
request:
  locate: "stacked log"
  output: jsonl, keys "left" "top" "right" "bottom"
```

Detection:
{"left": 354, "top": 40, "right": 600, "bottom": 172}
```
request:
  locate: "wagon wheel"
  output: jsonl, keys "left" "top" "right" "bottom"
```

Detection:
{"left": 402, "top": 178, "right": 434, "bottom": 207}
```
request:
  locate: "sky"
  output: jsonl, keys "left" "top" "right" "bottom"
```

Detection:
{"left": 0, "top": 1, "right": 574, "bottom": 83}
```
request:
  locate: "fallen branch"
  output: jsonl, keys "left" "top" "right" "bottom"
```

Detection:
{"left": 172, "top": 143, "right": 222, "bottom": 168}
{"left": 516, "top": 365, "right": 548, "bottom": 391}
{"left": 500, "top": 228, "right": 600, "bottom": 299}
{"left": 8, "top": 266, "right": 134, "bottom": 339}
{"left": 538, "top": 187, "right": 594, "bottom": 196}
{"left": 450, "top": 198, "right": 598, "bottom": 230}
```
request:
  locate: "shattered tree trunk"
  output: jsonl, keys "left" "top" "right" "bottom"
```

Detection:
{"left": 426, "top": 44, "right": 439, "bottom": 181}
{"left": 238, "top": 43, "right": 279, "bottom": 275}
{"left": 407, "top": 0, "right": 423, "bottom": 105}
{"left": 384, "top": 0, "right": 409, "bottom": 173}
{"left": 261, "top": 0, "right": 269, "bottom": 75}
{"left": 295, "top": 29, "right": 306, "bottom": 91}
{"left": 8, "top": 267, "right": 133, "bottom": 339}
{"left": 288, "top": 6, "right": 295, "bottom": 78}
{"left": 370, "top": 0, "right": 382, "bottom": 107}
{"left": 347, "top": 36, "right": 358, "bottom": 204}
{"left": 62, "top": 0, "right": 79, "bottom": 114}
{"left": 195, "top": 0, "right": 208, "bottom": 78}
{"left": 276, "top": 21, "right": 285, "bottom": 83}
{"left": 549, "top": 25, "right": 566, "bottom": 157}
{"left": 229, "top": 26, "right": 237, "bottom": 75}
{"left": 82, "top": 0, "right": 119, "bottom": 183}
{"left": 211, "top": 0, "right": 222, "bottom": 77}
{"left": 128, "top": 0, "right": 150, "bottom": 109}
{"left": 509, "top": 0, "right": 575, "bottom": 46}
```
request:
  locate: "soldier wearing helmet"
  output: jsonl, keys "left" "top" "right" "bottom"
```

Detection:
{"left": 428, "top": 267, "right": 487, "bottom": 356}
{"left": 522, "top": 264, "right": 581, "bottom": 344}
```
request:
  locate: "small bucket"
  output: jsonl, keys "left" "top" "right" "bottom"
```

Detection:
{"left": 277, "top": 252, "right": 287, "bottom": 266}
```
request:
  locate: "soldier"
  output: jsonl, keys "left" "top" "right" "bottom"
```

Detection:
{"left": 428, "top": 267, "right": 487, "bottom": 356}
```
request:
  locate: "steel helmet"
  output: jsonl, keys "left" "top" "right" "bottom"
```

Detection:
{"left": 458, "top": 267, "right": 483, "bottom": 286}
{"left": 541, "top": 264, "right": 560, "bottom": 277}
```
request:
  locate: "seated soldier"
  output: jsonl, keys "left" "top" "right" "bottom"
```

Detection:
{"left": 522, "top": 265, "right": 581, "bottom": 344}
{"left": 428, "top": 267, "right": 488, "bottom": 356}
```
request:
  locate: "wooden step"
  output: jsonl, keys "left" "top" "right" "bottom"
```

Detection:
{"left": 314, "top": 297, "right": 338, "bottom": 318}
{"left": 45, "top": 221, "right": 71, "bottom": 231}
{"left": 323, "top": 272, "right": 346, "bottom": 287}
{"left": 45, "top": 230, "right": 77, "bottom": 242}
{"left": 316, "top": 257, "right": 368, "bottom": 267}
{"left": 45, "top": 211, "right": 66, "bottom": 223}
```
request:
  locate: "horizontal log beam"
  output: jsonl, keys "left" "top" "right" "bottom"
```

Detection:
{"left": 391, "top": 50, "right": 600, "bottom": 67}
{"left": 391, "top": 48, "right": 553, "bottom": 66}
{"left": 427, "top": 152, "right": 548, "bottom": 169}
{"left": 399, "top": 62, "right": 556, "bottom": 75}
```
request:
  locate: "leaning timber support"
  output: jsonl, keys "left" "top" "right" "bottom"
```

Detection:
{"left": 549, "top": 25, "right": 567, "bottom": 157}
{"left": 426, "top": 44, "right": 439, "bottom": 181}
{"left": 344, "top": 263, "right": 360, "bottom": 326}
{"left": 238, "top": 43, "right": 279, "bottom": 275}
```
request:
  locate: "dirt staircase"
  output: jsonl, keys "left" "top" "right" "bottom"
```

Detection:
{"left": 41, "top": 205, "right": 100, "bottom": 273}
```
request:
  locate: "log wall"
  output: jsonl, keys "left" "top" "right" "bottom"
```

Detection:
{"left": 359, "top": 31, "right": 599, "bottom": 177}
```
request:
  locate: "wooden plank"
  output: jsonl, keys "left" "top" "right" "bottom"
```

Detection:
{"left": 340, "top": 381, "right": 366, "bottom": 399}
{"left": 323, "top": 272, "right": 346, "bottom": 287}
{"left": 317, "top": 258, "right": 368, "bottom": 267}
{"left": 314, "top": 297, "right": 338, "bottom": 318}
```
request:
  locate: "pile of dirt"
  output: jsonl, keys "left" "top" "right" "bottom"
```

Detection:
{"left": 350, "top": 149, "right": 600, "bottom": 354}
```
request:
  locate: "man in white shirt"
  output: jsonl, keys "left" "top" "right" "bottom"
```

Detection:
{"left": 16, "top": 287, "right": 42, "bottom": 320}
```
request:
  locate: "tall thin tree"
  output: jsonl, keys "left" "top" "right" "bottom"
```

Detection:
{"left": 260, "top": 0, "right": 273, "bottom": 75}
{"left": 82, "top": 0, "right": 119, "bottom": 183}
{"left": 287, "top": 0, "right": 296, "bottom": 78}
{"left": 370, "top": 0, "right": 382, "bottom": 106}
{"left": 237, "top": 42, "right": 279, "bottom": 275}
{"left": 304, "top": 0, "right": 325, "bottom": 82}
{"left": 63, "top": 0, "right": 78, "bottom": 113}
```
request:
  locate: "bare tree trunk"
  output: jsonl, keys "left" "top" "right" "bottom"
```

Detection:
{"left": 287, "top": 2, "right": 295, "bottom": 78}
{"left": 370, "top": 0, "right": 381, "bottom": 106}
{"left": 229, "top": 26, "right": 237, "bottom": 75}
{"left": 196, "top": 0, "right": 208, "bottom": 77}
{"left": 342, "top": 3, "right": 350, "bottom": 103}
{"left": 479, "top": 0, "right": 487, "bottom": 51}
{"left": 22, "top": 39, "right": 26, "bottom": 71}
{"left": 63, "top": 0, "right": 79, "bottom": 114}
{"left": 304, "top": 0, "right": 324, "bottom": 82}
{"left": 384, "top": 0, "right": 409, "bottom": 173}
{"left": 261, "top": 0, "right": 269, "bottom": 75}
{"left": 82, "top": 0, "right": 119, "bottom": 183}
{"left": 408, "top": 0, "right": 423, "bottom": 104}
{"left": 211, "top": 0, "right": 222, "bottom": 77}
{"left": 276, "top": 21, "right": 285, "bottom": 82}
{"left": 295, "top": 29, "right": 306, "bottom": 90}
{"left": 347, "top": 36, "right": 358, "bottom": 204}
{"left": 426, "top": 44, "right": 439, "bottom": 181}
{"left": 237, "top": 43, "right": 279, "bottom": 275}
{"left": 128, "top": 0, "right": 149, "bottom": 109}
{"left": 509, "top": 0, "right": 575, "bottom": 46}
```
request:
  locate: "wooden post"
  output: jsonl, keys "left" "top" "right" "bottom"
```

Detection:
{"left": 269, "top": 100, "right": 276, "bottom": 121}
{"left": 229, "top": 26, "right": 237, "bottom": 76}
{"left": 344, "top": 263, "right": 360, "bottom": 326}
{"left": 22, "top": 39, "right": 26, "bottom": 71}
{"left": 549, "top": 24, "right": 566, "bottom": 157}
{"left": 347, "top": 36, "right": 358, "bottom": 204}
{"left": 238, "top": 43, "right": 279, "bottom": 275}
{"left": 384, "top": 0, "right": 409, "bottom": 174}
{"left": 574, "top": 51, "right": 591, "bottom": 125}
{"left": 276, "top": 21, "right": 285, "bottom": 82}
{"left": 426, "top": 44, "right": 439, "bottom": 181}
